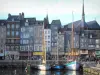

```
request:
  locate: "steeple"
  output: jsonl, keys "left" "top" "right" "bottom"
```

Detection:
{"left": 46, "top": 10, "right": 49, "bottom": 24}
{"left": 82, "top": 0, "right": 85, "bottom": 22}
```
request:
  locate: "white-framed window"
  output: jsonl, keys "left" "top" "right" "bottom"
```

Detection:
{"left": 96, "top": 39, "right": 99, "bottom": 44}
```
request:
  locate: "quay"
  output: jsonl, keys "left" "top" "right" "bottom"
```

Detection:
{"left": 0, "top": 60, "right": 98, "bottom": 68}
{"left": 0, "top": 60, "right": 67, "bottom": 68}
{"left": 83, "top": 63, "right": 100, "bottom": 75}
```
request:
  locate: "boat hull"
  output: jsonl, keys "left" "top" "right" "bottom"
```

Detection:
{"left": 65, "top": 61, "right": 82, "bottom": 71}
{"left": 38, "top": 64, "right": 50, "bottom": 71}
{"left": 51, "top": 64, "right": 65, "bottom": 70}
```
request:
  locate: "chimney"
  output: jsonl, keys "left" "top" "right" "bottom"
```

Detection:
{"left": 22, "top": 12, "right": 24, "bottom": 19}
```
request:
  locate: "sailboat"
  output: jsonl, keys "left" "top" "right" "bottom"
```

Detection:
{"left": 51, "top": 32, "right": 65, "bottom": 70}
{"left": 37, "top": 24, "right": 50, "bottom": 71}
{"left": 65, "top": 12, "right": 83, "bottom": 71}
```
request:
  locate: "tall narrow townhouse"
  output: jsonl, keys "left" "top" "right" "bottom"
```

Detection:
{"left": 0, "top": 20, "right": 6, "bottom": 60}
{"left": 20, "top": 18, "right": 35, "bottom": 60}
{"left": 5, "top": 13, "right": 24, "bottom": 60}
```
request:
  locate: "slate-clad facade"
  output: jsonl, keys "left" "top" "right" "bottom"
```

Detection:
{"left": 0, "top": 20, "right": 6, "bottom": 59}
{"left": 5, "top": 13, "right": 23, "bottom": 60}
{"left": 51, "top": 20, "right": 61, "bottom": 55}
{"left": 20, "top": 18, "right": 35, "bottom": 59}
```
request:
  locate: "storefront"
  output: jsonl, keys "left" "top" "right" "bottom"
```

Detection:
{"left": 19, "top": 51, "right": 32, "bottom": 60}
{"left": 95, "top": 50, "right": 100, "bottom": 58}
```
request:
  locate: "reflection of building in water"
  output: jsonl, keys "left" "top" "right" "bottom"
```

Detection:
{"left": 67, "top": 71, "right": 80, "bottom": 75}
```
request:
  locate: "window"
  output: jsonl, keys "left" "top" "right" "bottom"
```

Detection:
{"left": 21, "top": 28, "right": 25, "bottom": 32}
{"left": 90, "top": 34, "right": 92, "bottom": 38}
{"left": 11, "top": 39, "right": 14, "bottom": 43}
{"left": 12, "top": 31, "right": 14, "bottom": 36}
{"left": 6, "top": 46, "right": 10, "bottom": 50}
{"left": 82, "top": 33, "right": 84, "bottom": 37}
{"left": 20, "top": 40, "right": 22, "bottom": 44}
{"left": 11, "top": 46, "right": 14, "bottom": 50}
{"left": 48, "top": 30, "right": 50, "bottom": 34}
{"left": 16, "top": 31, "right": 19, "bottom": 36}
{"left": 7, "top": 39, "right": 10, "bottom": 43}
{"left": 15, "top": 46, "right": 19, "bottom": 51}
{"left": 16, "top": 24, "right": 20, "bottom": 28}
{"left": 96, "top": 45, "right": 99, "bottom": 48}
{"left": 96, "top": 39, "right": 99, "bottom": 44}
{"left": 7, "top": 24, "right": 10, "bottom": 28}
{"left": 29, "top": 27, "right": 33, "bottom": 32}
{"left": 11, "top": 24, "right": 14, "bottom": 29}
{"left": 7, "top": 31, "right": 10, "bottom": 36}
{"left": 45, "top": 31, "right": 47, "bottom": 34}
{"left": 48, "top": 36, "right": 50, "bottom": 39}
{"left": 45, "top": 36, "right": 47, "bottom": 39}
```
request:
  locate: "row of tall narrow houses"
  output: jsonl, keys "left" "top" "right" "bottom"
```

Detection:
{"left": 0, "top": 0, "right": 100, "bottom": 60}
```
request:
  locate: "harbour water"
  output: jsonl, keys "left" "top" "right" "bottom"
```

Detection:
{"left": 0, "top": 68, "right": 83, "bottom": 75}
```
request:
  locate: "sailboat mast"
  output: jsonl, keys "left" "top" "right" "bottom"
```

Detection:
{"left": 57, "top": 32, "right": 59, "bottom": 64}
{"left": 71, "top": 11, "right": 74, "bottom": 55}
{"left": 42, "top": 22, "right": 46, "bottom": 64}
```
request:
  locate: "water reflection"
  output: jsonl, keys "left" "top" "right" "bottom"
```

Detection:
{"left": 0, "top": 68, "right": 83, "bottom": 75}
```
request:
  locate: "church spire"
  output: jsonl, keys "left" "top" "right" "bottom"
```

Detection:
{"left": 46, "top": 10, "right": 49, "bottom": 24}
{"left": 82, "top": 0, "right": 85, "bottom": 22}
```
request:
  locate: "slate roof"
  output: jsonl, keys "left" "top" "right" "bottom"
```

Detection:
{"left": 7, "top": 15, "right": 20, "bottom": 21}
{"left": 24, "top": 18, "right": 36, "bottom": 25}
{"left": 0, "top": 20, "right": 6, "bottom": 26}
{"left": 87, "top": 20, "right": 100, "bottom": 30}
{"left": 51, "top": 19, "right": 62, "bottom": 29}
{"left": 51, "top": 19, "right": 61, "bottom": 25}
{"left": 64, "top": 20, "right": 100, "bottom": 31}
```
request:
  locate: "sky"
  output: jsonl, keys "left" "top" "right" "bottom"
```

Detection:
{"left": 0, "top": 0, "right": 100, "bottom": 25}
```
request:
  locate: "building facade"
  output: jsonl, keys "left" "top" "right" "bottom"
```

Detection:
{"left": 20, "top": 18, "right": 34, "bottom": 59}
{"left": 0, "top": 20, "right": 6, "bottom": 60}
{"left": 58, "top": 31, "right": 64, "bottom": 56}
{"left": 44, "top": 29, "right": 51, "bottom": 53}
{"left": 5, "top": 13, "right": 22, "bottom": 60}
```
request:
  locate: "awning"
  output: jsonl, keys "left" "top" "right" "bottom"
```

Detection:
{"left": 33, "top": 52, "right": 44, "bottom": 55}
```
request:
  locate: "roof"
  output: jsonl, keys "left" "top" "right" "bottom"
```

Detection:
{"left": 51, "top": 19, "right": 61, "bottom": 25}
{"left": 64, "top": 20, "right": 100, "bottom": 31}
{"left": 7, "top": 15, "right": 20, "bottom": 21}
{"left": 0, "top": 20, "right": 6, "bottom": 26}
{"left": 87, "top": 20, "right": 100, "bottom": 30}
{"left": 24, "top": 18, "right": 36, "bottom": 25}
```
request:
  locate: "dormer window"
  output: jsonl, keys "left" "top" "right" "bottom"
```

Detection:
{"left": 12, "top": 18, "right": 14, "bottom": 21}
